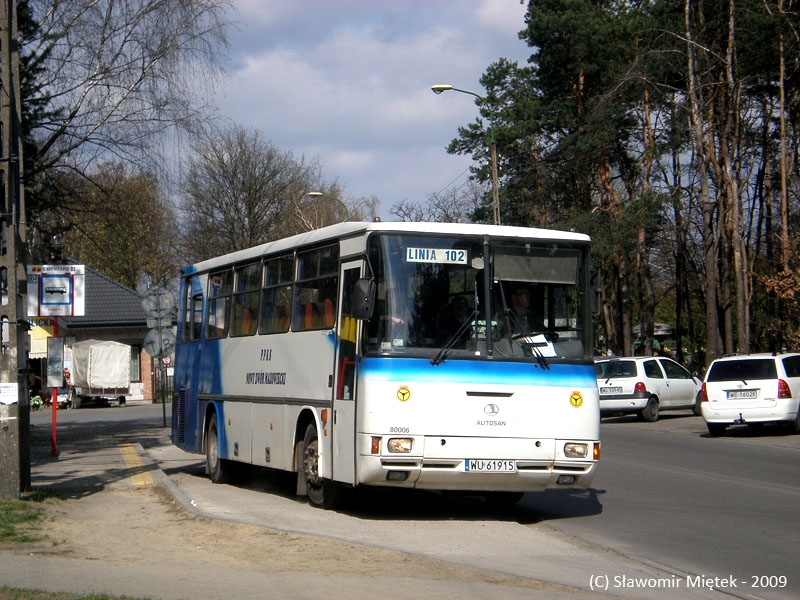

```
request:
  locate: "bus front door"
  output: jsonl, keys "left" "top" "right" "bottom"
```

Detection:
{"left": 331, "top": 264, "right": 360, "bottom": 484}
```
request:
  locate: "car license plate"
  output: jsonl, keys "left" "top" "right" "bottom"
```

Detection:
{"left": 727, "top": 389, "right": 757, "bottom": 399}
{"left": 465, "top": 459, "right": 516, "bottom": 473}
{"left": 600, "top": 386, "right": 623, "bottom": 394}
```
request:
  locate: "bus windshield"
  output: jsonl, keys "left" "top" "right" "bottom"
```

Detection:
{"left": 364, "top": 233, "right": 589, "bottom": 360}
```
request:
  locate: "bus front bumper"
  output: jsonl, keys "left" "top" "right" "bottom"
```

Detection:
{"left": 355, "top": 434, "right": 599, "bottom": 492}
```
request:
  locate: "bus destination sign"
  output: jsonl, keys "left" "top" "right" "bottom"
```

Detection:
{"left": 406, "top": 247, "right": 468, "bottom": 265}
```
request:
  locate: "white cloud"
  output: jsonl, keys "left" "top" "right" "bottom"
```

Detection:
{"left": 215, "top": 0, "right": 529, "bottom": 216}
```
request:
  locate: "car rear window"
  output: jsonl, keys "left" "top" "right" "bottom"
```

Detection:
{"left": 707, "top": 359, "right": 777, "bottom": 382}
{"left": 596, "top": 361, "right": 637, "bottom": 378}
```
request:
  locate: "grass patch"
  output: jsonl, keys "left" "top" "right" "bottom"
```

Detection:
{"left": 0, "top": 589, "right": 151, "bottom": 600}
{"left": 0, "top": 489, "right": 61, "bottom": 546}
{"left": 0, "top": 498, "right": 45, "bottom": 544}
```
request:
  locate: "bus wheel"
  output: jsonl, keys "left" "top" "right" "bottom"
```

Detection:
{"left": 302, "top": 423, "right": 339, "bottom": 509}
{"left": 206, "top": 419, "right": 230, "bottom": 484}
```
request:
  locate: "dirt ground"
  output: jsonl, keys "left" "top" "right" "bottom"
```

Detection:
{"left": 1, "top": 484, "right": 569, "bottom": 597}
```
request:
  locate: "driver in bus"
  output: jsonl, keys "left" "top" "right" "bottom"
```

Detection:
{"left": 506, "top": 286, "right": 531, "bottom": 334}
{"left": 500, "top": 285, "right": 544, "bottom": 337}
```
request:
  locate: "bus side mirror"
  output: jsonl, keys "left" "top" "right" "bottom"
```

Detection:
{"left": 351, "top": 278, "right": 376, "bottom": 320}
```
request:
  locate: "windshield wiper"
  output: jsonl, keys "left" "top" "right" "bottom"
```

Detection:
{"left": 431, "top": 312, "right": 475, "bottom": 366}
{"left": 529, "top": 341, "right": 550, "bottom": 370}
{"left": 511, "top": 333, "right": 553, "bottom": 370}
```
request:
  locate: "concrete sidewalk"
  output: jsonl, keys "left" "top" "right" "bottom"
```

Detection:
{"left": 15, "top": 404, "right": 743, "bottom": 600}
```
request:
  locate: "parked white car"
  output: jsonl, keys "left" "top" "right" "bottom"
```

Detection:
{"left": 595, "top": 357, "right": 702, "bottom": 422}
{"left": 699, "top": 353, "right": 800, "bottom": 436}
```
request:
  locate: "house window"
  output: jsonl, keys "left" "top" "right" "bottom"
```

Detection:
{"left": 130, "top": 347, "right": 141, "bottom": 382}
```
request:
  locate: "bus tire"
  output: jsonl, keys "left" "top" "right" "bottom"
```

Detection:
{"left": 206, "top": 419, "right": 230, "bottom": 484}
{"left": 302, "top": 423, "right": 339, "bottom": 509}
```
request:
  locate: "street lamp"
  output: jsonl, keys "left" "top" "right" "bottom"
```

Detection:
{"left": 431, "top": 84, "right": 500, "bottom": 225}
{"left": 307, "top": 191, "right": 351, "bottom": 221}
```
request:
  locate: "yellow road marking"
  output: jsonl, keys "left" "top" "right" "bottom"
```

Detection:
{"left": 119, "top": 443, "right": 154, "bottom": 486}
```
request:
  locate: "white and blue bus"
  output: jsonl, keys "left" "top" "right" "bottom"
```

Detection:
{"left": 172, "top": 221, "right": 600, "bottom": 508}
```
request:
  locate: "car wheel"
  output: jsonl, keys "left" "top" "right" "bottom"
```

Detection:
{"left": 707, "top": 423, "right": 727, "bottom": 437}
{"left": 638, "top": 397, "right": 659, "bottom": 422}
{"left": 692, "top": 394, "right": 702, "bottom": 416}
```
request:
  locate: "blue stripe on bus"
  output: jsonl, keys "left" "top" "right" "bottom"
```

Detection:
{"left": 360, "top": 357, "right": 596, "bottom": 388}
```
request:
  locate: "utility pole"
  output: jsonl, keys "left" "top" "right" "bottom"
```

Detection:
{"left": 0, "top": 0, "right": 30, "bottom": 499}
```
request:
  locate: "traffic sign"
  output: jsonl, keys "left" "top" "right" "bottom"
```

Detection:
{"left": 147, "top": 316, "right": 172, "bottom": 329}
{"left": 142, "top": 287, "right": 174, "bottom": 318}
{"left": 144, "top": 328, "right": 175, "bottom": 360}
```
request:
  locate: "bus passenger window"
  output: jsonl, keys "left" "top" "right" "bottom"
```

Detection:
{"left": 206, "top": 269, "right": 232, "bottom": 339}
{"left": 190, "top": 294, "right": 203, "bottom": 341}
{"left": 231, "top": 263, "right": 260, "bottom": 337}
{"left": 261, "top": 255, "right": 293, "bottom": 334}
{"left": 294, "top": 244, "right": 339, "bottom": 331}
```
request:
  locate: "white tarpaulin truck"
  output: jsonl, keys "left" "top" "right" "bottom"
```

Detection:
{"left": 70, "top": 340, "right": 131, "bottom": 408}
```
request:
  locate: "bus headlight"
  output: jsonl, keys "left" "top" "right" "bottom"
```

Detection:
{"left": 387, "top": 438, "right": 413, "bottom": 453}
{"left": 564, "top": 443, "right": 588, "bottom": 459}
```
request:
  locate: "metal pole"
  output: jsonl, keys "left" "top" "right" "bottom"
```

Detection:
{"left": 490, "top": 142, "right": 500, "bottom": 226}
{"left": 50, "top": 318, "right": 58, "bottom": 456}
{"left": 159, "top": 287, "right": 167, "bottom": 427}
{"left": 431, "top": 85, "right": 500, "bottom": 224}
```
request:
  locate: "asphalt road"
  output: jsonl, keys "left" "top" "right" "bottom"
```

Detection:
{"left": 28, "top": 403, "right": 800, "bottom": 600}
{"left": 523, "top": 413, "right": 800, "bottom": 600}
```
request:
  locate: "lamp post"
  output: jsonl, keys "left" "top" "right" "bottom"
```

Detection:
{"left": 431, "top": 84, "right": 500, "bottom": 225}
{"left": 307, "top": 191, "right": 351, "bottom": 221}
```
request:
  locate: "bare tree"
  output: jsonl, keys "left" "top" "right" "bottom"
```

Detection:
{"left": 290, "top": 184, "right": 378, "bottom": 232}
{"left": 22, "top": 0, "right": 232, "bottom": 208}
{"left": 59, "top": 162, "right": 180, "bottom": 290}
{"left": 179, "top": 125, "right": 326, "bottom": 262}
{"left": 391, "top": 180, "right": 485, "bottom": 223}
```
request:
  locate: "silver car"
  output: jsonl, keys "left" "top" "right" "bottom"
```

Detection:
{"left": 699, "top": 353, "right": 800, "bottom": 436}
{"left": 595, "top": 357, "right": 701, "bottom": 422}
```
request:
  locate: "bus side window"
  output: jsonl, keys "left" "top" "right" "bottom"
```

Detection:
{"left": 295, "top": 287, "right": 322, "bottom": 330}
{"left": 261, "top": 255, "right": 293, "bottom": 334}
{"left": 323, "top": 298, "right": 334, "bottom": 327}
{"left": 181, "top": 280, "right": 192, "bottom": 343}
{"left": 231, "top": 262, "right": 260, "bottom": 337}
{"left": 206, "top": 269, "right": 232, "bottom": 339}
{"left": 190, "top": 294, "right": 203, "bottom": 341}
{"left": 294, "top": 244, "right": 339, "bottom": 331}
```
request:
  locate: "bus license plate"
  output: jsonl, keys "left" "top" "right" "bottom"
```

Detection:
{"left": 727, "top": 390, "right": 757, "bottom": 399}
{"left": 465, "top": 459, "right": 516, "bottom": 473}
{"left": 600, "top": 386, "right": 623, "bottom": 394}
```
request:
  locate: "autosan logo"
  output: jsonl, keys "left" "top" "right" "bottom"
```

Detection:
{"left": 396, "top": 386, "right": 411, "bottom": 402}
{"left": 478, "top": 403, "right": 505, "bottom": 426}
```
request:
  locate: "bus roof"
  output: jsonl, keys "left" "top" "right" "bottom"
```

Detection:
{"left": 185, "top": 221, "right": 591, "bottom": 275}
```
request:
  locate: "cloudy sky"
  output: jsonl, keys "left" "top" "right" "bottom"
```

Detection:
{"left": 213, "top": 0, "right": 532, "bottom": 218}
